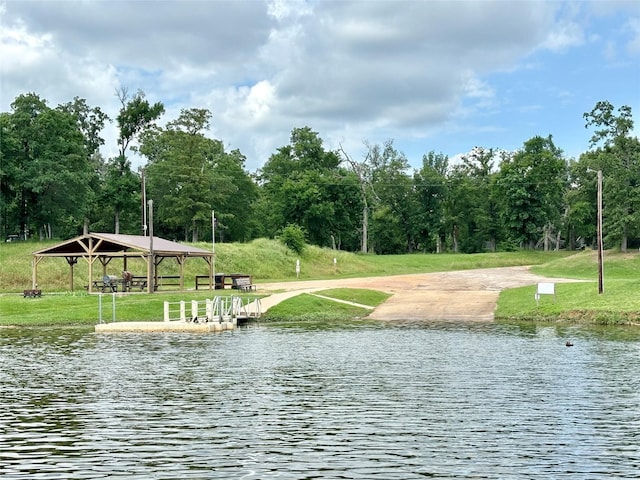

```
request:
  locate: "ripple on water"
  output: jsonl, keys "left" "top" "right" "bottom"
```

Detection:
{"left": 0, "top": 323, "right": 639, "bottom": 479}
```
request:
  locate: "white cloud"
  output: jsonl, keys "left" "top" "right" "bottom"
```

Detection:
{"left": 1, "top": 0, "right": 638, "bottom": 171}
{"left": 542, "top": 21, "right": 585, "bottom": 52}
{"left": 626, "top": 18, "right": 640, "bottom": 55}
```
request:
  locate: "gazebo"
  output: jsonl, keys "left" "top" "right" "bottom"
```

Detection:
{"left": 31, "top": 232, "right": 214, "bottom": 293}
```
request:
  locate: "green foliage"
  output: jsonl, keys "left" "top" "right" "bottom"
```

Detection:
{"left": 495, "top": 135, "right": 567, "bottom": 249}
{"left": 278, "top": 223, "right": 307, "bottom": 254}
{"left": 259, "top": 127, "right": 361, "bottom": 248}
{"left": 116, "top": 88, "right": 165, "bottom": 158}
{"left": 2, "top": 92, "right": 639, "bottom": 256}
{"left": 1, "top": 93, "right": 98, "bottom": 239}
{"left": 140, "top": 108, "right": 258, "bottom": 242}
{"left": 583, "top": 101, "right": 640, "bottom": 251}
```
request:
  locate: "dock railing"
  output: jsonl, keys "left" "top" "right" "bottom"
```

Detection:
{"left": 163, "top": 296, "right": 261, "bottom": 324}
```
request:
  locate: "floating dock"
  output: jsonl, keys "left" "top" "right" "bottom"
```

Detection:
{"left": 95, "top": 320, "right": 236, "bottom": 333}
{"left": 94, "top": 296, "right": 261, "bottom": 333}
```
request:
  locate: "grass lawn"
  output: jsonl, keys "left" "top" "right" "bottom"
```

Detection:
{"left": 1, "top": 239, "right": 638, "bottom": 326}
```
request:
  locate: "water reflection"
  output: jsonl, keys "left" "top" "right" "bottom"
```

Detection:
{"left": 0, "top": 322, "right": 639, "bottom": 479}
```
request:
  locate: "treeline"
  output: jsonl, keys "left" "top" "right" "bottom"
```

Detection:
{"left": 1, "top": 91, "right": 639, "bottom": 253}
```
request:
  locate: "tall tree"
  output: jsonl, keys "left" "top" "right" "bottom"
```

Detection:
{"left": 414, "top": 151, "right": 448, "bottom": 252}
{"left": 58, "top": 96, "right": 109, "bottom": 156}
{"left": 141, "top": 108, "right": 257, "bottom": 242}
{"left": 259, "top": 127, "right": 360, "bottom": 248}
{"left": 583, "top": 101, "right": 640, "bottom": 251}
{"left": 495, "top": 136, "right": 567, "bottom": 249}
{"left": 1, "top": 93, "right": 93, "bottom": 239}
{"left": 113, "top": 88, "right": 164, "bottom": 233}
{"left": 449, "top": 147, "right": 500, "bottom": 252}
{"left": 368, "top": 140, "right": 419, "bottom": 253}
{"left": 339, "top": 143, "right": 378, "bottom": 253}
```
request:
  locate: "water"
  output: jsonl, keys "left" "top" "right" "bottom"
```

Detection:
{"left": 1, "top": 321, "right": 639, "bottom": 479}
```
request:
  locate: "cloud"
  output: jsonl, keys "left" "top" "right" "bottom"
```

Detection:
{"left": 1, "top": 1, "right": 637, "bottom": 171}
{"left": 626, "top": 17, "right": 640, "bottom": 55}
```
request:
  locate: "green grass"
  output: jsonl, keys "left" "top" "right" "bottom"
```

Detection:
{"left": 0, "top": 290, "right": 262, "bottom": 326}
{"left": 261, "top": 288, "right": 391, "bottom": 323}
{"left": 2, "top": 238, "right": 639, "bottom": 326}
{"left": 496, "top": 250, "right": 640, "bottom": 325}
{"left": 310, "top": 288, "right": 391, "bottom": 307}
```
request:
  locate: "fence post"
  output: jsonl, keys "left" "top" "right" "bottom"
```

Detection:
{"left": 192, "top": 300, "right": 199, "bottom": 322}
{"left": 180, "top": 301, "right": 186, "bottom": 322}
{"left": 206, "top": 299, "right": 212, "bottom": 322}
{"left": 164, "top": 301, "right": 170, "bottom": 322}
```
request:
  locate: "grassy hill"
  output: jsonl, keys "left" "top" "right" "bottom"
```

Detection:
{"left": 1, "top": 237, "right": 572, "bottom": 293}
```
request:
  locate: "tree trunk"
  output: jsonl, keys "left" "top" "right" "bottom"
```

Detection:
{"left": 114, "top": 210, "right": 120, "bottom": 234}
{"left": 362, "top": 206, "right": 368, "bottom": 253}
{"left": 452, "top": 225, "right": 459, "bottom": 253}
{"left": 543, "top": 224, "right": 549, "bottom": 252}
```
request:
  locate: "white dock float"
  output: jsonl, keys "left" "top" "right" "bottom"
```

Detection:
{"left": 95, "top": 320, "right": 235, "bottom": 333}
{"left": 94, "top": 296, "right": 260, "bottom": 333}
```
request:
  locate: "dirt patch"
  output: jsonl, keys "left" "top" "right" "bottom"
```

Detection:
{"left": 257, "top": 266, "right": 579, "bottom": 322}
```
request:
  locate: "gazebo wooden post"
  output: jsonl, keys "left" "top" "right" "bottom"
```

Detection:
{"left": 209, "top": 258, "right": 213, "bottom": 291}
{"left": 177, "top": 256, "right": 186, "bottom": 290}
{"left": 88, "top": 237, "right": 94, "bottom": 293}
{"left": 66, "top": 256, "right": 78, "bottom": 291}
{"left": 31, "top": 257, "right": 38, "bottom": 289}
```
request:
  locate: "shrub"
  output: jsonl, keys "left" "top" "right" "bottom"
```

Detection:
{"left": 279, "top": 224, "right": 307, "bottom": 254}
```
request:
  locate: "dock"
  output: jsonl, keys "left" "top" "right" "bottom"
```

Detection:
{"left": 95, "top": 320, "right": 236, "bottom": 333}
{"left": 94, "top": 295, "right": 261, "bottom": 333}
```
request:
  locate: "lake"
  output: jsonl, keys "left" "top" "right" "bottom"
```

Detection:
{"left": 1, "top": 321, "right": 639, "bottom": 479}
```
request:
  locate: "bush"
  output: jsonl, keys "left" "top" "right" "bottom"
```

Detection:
{"left": 279, "top": 224, "right": 307, "bottom": 254}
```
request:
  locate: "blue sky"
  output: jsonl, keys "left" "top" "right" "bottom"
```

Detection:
{"left": 1, "top": 0, "right": 639, "bottom": 171}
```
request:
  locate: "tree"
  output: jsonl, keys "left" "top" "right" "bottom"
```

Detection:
{"left": 368, "top": 140, "right": 419, "bottom": 253}
{"left": 1, "top": 93, "right": 94, "bottom": 239}
{"left": 495, "top": 136, "right": 567, "bottom": 249}
{"left": 58, "top": 97, "right": 109, "bottom": 156}
{"left": 414, "top": 151, "right": 448, "bottom": 252}
{"left": 339, "top": 143, "right": 375, "bottom": 253}
{"left": 583, "top": 101, "right": 640, "bottom": 251}
{"left": 447, "top": 147, "right": 500, "bottom": 252}
{"left": 116, "top": 88, "right": 165, "bottom": 158}
{"left": 113, "top": 88, "right": 165, "bottom": 233}
{"left": 259, "top": 127, "right": 361, "bottom": 249}
{"left": 141, "top": 108, "right": 257, "bottom": 242}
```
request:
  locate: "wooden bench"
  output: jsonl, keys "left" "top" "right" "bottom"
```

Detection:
{"left": 23, "top": 289, "right": 42, "bottom": 298}
{"left": 127, "top": 276, "right": 148, "bottom": 291}
{"left": 233, "top": 276, "right": 256, "bottom": 292}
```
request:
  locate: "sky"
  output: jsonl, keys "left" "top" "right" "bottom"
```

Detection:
{"left": 2, "top": 0, "right": 639, "bottom": 172}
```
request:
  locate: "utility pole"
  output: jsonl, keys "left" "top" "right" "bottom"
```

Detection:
{"left": 148, "top": 200, "right": 154, "bottom": 294}
{"left": 597, "top": 170, "right": 604, "bottom": 294}
{"left": 212, "top": 210, "right": 216, "bottom": 291}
